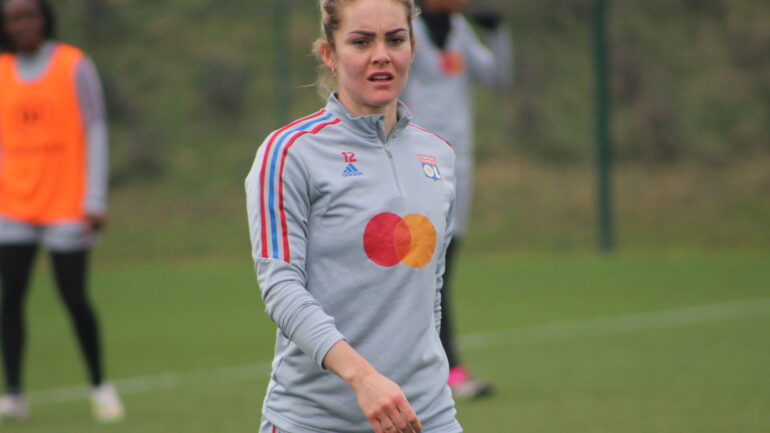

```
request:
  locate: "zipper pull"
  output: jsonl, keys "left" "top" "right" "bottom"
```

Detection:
{"left": 384, "top": 143, "right": 393, "bottom": 158}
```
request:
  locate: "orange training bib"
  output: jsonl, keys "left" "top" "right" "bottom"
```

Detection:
{"left": 0, "top": 44, "right": 86, "bottom": 224}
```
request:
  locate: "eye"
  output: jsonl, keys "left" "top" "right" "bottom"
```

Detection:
{"left": 388, "top": 35, "right": 407, "bottom": 46}
{"left": 352, "top": 39, "right": 370, "bottom": 47}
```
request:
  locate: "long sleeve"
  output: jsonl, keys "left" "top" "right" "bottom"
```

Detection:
{"left": 76, "top": 56, "right": 109, "bottom": 214}
{"left": 458, "top": 16, "right": 513, "bottom": 90}
{"left": 245, "top": 135, "right": 345, "bottom": 368}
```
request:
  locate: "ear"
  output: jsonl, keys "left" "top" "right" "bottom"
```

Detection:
{"left": 319, "top": 40, "right": 336, "bottom": 72}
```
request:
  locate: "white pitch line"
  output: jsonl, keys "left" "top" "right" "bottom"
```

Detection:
{"left": 28, "top": 297, "right": 769, "bottom": 405}
{"left": 29, "top": 362, "right": 272, "bottom": 405}
{"left": 458, "top": 297, "right": 770, "bottom": 351}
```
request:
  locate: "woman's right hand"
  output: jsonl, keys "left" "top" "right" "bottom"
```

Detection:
{"left": 322, "top": 340, "right": 423, "bottom": 433}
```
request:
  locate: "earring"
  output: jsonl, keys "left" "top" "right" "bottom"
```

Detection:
{"left": 332, "top": 67, "right": 337, "bottom": 78}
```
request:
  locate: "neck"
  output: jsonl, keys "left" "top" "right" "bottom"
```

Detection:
{"left": 337, "top": 93, "right": 399, "bottom": 135}
{"left": 382, "top": 103, "right": 398, "bottom": 137}
{"left": 17, "top": 39, "right": 50, "bottom": 57}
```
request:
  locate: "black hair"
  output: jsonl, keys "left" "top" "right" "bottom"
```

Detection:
{"left": 0, "top": 0, "right": 56, "bottom": 52}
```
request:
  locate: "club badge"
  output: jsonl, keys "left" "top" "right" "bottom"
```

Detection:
{"left": 418, "top": 154, "right": 441, "bottom": 180}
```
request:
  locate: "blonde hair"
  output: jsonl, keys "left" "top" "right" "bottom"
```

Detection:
{"left": 312, "top": 0, "right": 419, "bottom": 98}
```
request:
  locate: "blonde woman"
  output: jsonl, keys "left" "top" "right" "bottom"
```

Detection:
{"left": 246, "top": 0, "right": 462, "bottom": 432}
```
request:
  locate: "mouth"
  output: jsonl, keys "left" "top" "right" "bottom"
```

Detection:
{"left": 368, "top": 72, "right": 394, "bottom": 82}
{"left": 14, "top": 31, "right": 39, "bottom": 44}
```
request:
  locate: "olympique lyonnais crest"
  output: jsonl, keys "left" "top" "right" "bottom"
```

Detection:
{"left": 418, "top": 154, "right": 441, "bottom": 180}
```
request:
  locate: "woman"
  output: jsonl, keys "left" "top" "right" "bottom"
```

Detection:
{"left": 245, "top": 0, "right": 461, "bottom": 432}
{"left": 0, "top": 0, "right": 123, "bottom": 422}
{"left": 400, "top": 0, "right": 512, "bottom": 399}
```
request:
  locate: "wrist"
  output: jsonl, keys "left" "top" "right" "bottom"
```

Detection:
{"left": 343, "top": 360, "right": 377, "bottom": 390}
{"left": 323, "top": 340, "right": 378, "bottom": 389}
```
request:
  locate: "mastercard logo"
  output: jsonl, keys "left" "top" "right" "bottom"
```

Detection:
{"left": 363, "top": 212, "right": 436, "bottom": 268}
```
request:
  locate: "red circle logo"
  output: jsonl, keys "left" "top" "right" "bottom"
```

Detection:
{"left": 363, "top": 212, "right": 436, "bottom": 268}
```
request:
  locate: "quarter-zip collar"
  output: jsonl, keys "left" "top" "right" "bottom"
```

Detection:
{"left": 324, "top": 93, "right": 413, "bottom": 144}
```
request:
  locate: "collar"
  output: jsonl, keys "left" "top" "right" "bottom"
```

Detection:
{"left": 324, "top": 93, "right": 413, "bottom": 143}
{"left": 16, "top": 40, "right": 57, "bottom": 64}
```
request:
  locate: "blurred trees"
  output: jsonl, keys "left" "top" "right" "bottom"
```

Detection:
{"left": 52, "top": 0, "right": 769, "bottom": 186}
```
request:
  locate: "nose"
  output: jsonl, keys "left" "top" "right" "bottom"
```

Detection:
{"left": 371, "top": 41, "right": 391, "bottom": 66}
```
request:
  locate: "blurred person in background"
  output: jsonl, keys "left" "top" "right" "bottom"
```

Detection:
{"left": 401, "top": 0, "right": 512, "bottom": 399}
{"left": 0, "top": 0, "right": 123, "bottom": 423}
{"left": 246, "top": 0, "right": 462, "bottom": 431}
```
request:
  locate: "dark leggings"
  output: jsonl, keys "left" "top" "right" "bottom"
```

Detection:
{"left": 440, "top": 238, "right": 462, "bottom": 369}
{"left": 0, "top": 244, "right": 103, "bottom": 394}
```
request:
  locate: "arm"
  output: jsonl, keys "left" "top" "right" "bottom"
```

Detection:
{"left": 76, "top": 56, "right": 109, "bottom": 232}
{"left": 458, "top": 14, "right": 513, "bottom": 90}
{"left": 245, "top": 141, "right": 344, "bottom": 366}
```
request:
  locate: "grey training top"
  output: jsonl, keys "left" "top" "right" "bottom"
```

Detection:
{"left": 401, "top": 15, "right": 512, "bottom": 236}
{"left": 246, "top": 95, "right": 462, "bottom": 433}
{"left": 4, "top": 40, "right": 109, "bottom": 214}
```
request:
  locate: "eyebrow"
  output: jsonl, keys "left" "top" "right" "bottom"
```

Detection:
{"left": 348, "top": 28, "right": 408, "bottom": 37}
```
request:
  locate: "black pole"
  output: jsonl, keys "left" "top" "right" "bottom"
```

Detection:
{"left": 593, "top": 0, "right": 614, "bottom": 252}
{"left": 273, "top": 0, "right": 291, "bottom": 125}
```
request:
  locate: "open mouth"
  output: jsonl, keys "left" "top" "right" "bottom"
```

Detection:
{"left": 368, "top": 72, "right": 394, "bottom": 82}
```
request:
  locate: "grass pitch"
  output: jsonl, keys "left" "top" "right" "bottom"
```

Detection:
{"left": 1, "top": 252, "right": 767, "bottom": 433}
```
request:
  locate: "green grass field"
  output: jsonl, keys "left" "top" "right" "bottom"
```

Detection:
{"left": 1, "top": 251, "right": 767, "bottom": 432}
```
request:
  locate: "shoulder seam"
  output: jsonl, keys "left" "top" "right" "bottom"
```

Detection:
{"left": 408, "top": 123, "right": 452, "bottom": 148}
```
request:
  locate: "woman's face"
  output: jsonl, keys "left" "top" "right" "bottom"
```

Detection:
{"left": 2, "top": 0, "right": 45, "bottom": 53}
{"left": 322, "top": 0, "right": 413, "bottom": 117}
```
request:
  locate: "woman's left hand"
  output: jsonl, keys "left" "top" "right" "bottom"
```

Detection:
{"left": 350, "top": 370, "right": 422, "bottom": 433}
{"left": 323, "top": 340, "right": 423, "bottom": 433}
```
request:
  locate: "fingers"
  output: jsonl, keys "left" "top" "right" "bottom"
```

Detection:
{"left": 377, "top": 404, "right": 423, "bottom": 433}
{"left": 371, "top": 413, "right": 408, "bottom": 433}
{"left": 399, "top": 404, "right": 423, "bottom": 433}
{"left": 371, "top": 419, "right": 386, "bottom": 433}
{"left": 381, "top": 420, "right": 396, "bottom": 432}
{"left": 378, "top": 418, "right": 408, "bottom": 433}
{"left": 380, "top": 416, "right": 404, "bottom": 433}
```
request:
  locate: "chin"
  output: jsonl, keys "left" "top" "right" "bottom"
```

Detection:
{"left": 366, "top": 92, "right": 399, "bottom": 108}
{"left": 369, "top": 98, "right": 395, "bottom": 107}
